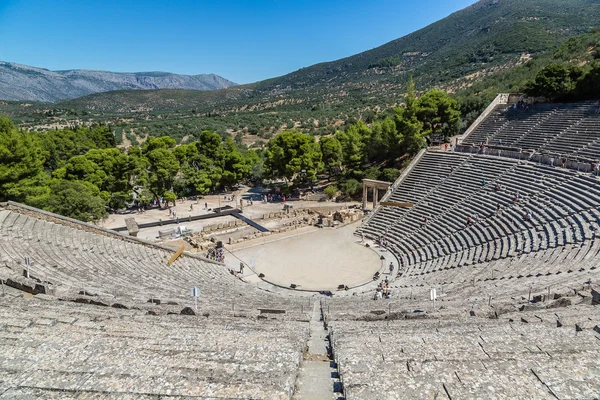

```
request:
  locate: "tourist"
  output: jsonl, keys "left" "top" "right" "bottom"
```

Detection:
{"left": 239, "top": 262, "right": 244, "bottom": 274}
{"left": 389, "top": 262, "right": 394, "bottom": 274}
{"left": 189, "top": 204, "right": 193, "bottom": 211}
{"left": 513, "top": 192, "right": 522, "bottom": 203}
{"left": 494, "top": 183, "right": 501, "bottom": 192}
{"left": 496, "top": 203, "right": 502, "bottom": 216}
{"left": 205, "top": 202, "right": 208, "bottom": 210}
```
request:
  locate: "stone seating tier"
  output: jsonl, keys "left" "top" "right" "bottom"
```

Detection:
{"left": 329, "top": 305, "right": 600, "bottom": 399}
{"left": 462, "top": 101, "right": 600, "bottom": 158}
{"left": 0, "top": 296, "right": 309, "bottom": 399}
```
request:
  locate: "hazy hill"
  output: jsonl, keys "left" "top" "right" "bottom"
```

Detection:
{"left": 58, "top": 0, "right": 600, "bottom": 115}
{"left": 0, "top": 62, "right": 237, "bottom": 102}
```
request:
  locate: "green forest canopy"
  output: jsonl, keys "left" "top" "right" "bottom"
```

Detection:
{"left": 0, "top": 83, "right": 462, "bottom": 221}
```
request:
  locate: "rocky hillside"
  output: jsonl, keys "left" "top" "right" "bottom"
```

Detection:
{"left": 58, "top": 0, "right": 600, "bottom": 115}
{"left": 0, "top": 62, "right": 237, "bottom": 102}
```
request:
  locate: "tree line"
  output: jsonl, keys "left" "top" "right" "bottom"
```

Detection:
{"left": 0, "top": 81, "right": 461, "bottom": 222}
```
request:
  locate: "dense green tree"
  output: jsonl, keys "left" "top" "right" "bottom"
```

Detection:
{"left": 363, "top": 166, "right": 381, "bottom": 180}
{"left": 265, "top": 131, "right": 323, "bottom": 182}
{"left": 336, "top": 124, "right": 366, "bottom": 173}
{"left": 381, "top": 168, "right": 400, "bottom": 183}
{"left": 247, "top": 149, "right": 265, "bottom": 182}
{"left": 394, "top": 80, "right": 426, "bottom": 155}
{"left": 368, "top": 118, "right": 397, "bottom": 162}
{"left": 85, "top": 148, "right": 136, "bottom": 209}
{"left": 142, "top": 137, "right": 180, "bottom": 200}
{"left": 339, "top": 179, "right": 362, "bottom": 198}
{"left": 526, "top": 63, "right": 583, "bottom": 99}
{"left": 221, "top": 138, "right": 252, "bottom": 188}
{"left": 574, "top": 61, "right": 600, "bottom": 99}
{"left": 173, "top": 143, "right": 218, "bottom": 194}
{"left": 44, "top": 179, "right": 107, "bottom": 222}
{"left": 324, "top": 185, "right": 338, "bottom": 199}
{"left": 416, "top": 89, "right": 461, "bottom": 139}
{"left": 319, "top": 136, "right": 343, "bottom": 179}
{"left": 41, "top": 126, "right": 114, "bottom": 171}
{"left": 0, "top": 117, "right": 47, "bottom": 203}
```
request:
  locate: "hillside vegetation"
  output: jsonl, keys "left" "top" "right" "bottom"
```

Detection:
{"left": 1, "top": 0, "right": 599, "bottom": 145}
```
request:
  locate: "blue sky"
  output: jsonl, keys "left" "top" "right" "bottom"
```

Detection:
{"left": 0, "top": 0, "right": 477, "bottom": 84}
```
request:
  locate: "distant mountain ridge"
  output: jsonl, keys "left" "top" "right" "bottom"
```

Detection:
{"left": 57, "top": 0, "right": 600, "bottom": 115}
{"left": 0, "top": 62, "right": 237, "bottom": 102}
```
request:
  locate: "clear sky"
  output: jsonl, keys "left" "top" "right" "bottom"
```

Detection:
{"left": 0, "top": 0, "right": 478, "bottom": 84}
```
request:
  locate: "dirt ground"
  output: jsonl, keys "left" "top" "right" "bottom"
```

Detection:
{"left": 227, "top": 221, "right": 382, "bottom": 291}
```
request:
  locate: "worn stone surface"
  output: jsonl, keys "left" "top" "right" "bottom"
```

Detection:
{"left": 0, "top": 296, "right": 308, "bottom": 399}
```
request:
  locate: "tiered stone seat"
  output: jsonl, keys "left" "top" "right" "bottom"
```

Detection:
{"left": 0, "top": 205, "right": 309, "bottom": 319}
{"left": 329, "top": 304, "right": 600, "bottom": 399}
{"left": 462, "top": 101, "right": 600, "bottom": 156}
{"left": 461, "top": 105, "right": 510, "bottom": 144}
{"left": 359, "top": 150, "right": 600, "bottom": 309}
{"left": 0, "top": 295, "right": 308, "bottom": 399}
{"left": 541, "top": 113, "right": 600, "bottom": 155}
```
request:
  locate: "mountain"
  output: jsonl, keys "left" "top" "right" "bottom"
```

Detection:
{"left": 58, "top": 0, "right": 600, "bottom": 114}
{"left": 0, "top": 62, "right": 237, "bottom": 102}
{"left": 2, "top": 0, "right": 599, "bottom": 142}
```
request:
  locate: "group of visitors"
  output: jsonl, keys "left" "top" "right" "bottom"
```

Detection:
{"left": 513, "top": 98, "right": 529, "bottom": 112}
{"left": 374, "top": 277, "right": 392, "bottom": 300}
{"left": 443, "top": 142, "right": 456, "bottom": 152}
{"left": 263, "top": 193, "right": 287, "bottom": 203}
{"left": 478, "top": 143, "right": 487, "bottom": 155}
{"left": 206, "top": 246, "right": 225, "bottom": 263}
